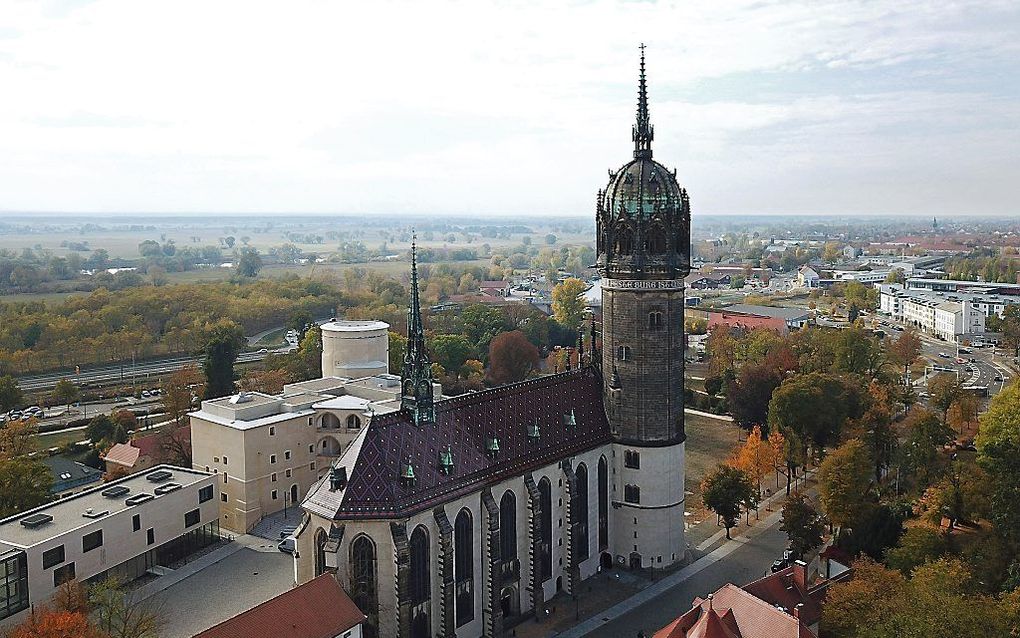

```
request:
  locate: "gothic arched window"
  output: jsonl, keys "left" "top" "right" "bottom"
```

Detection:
{"left": 410, "top": 526, "right": 430, "bottom": 605}
{"left": 614, "top": 226, "right": 634, "bottom": 256}
{"left": 350, "top": 536, "right": 378, "bottom": 638}
{"left": 648, "top": 311, "right": 664, "bottom": 331}
{"left": 647, "top": 225, "right": 667, "bottom": 255}
{"left": 500, "top": 490, "right": 517, "bottom": 562}
{"left": 454, "top": 509, "right": 474, "bottom": 626}
{"left": 575, "top": 463, "right": 589, "bottom": 560}
{"left": 538, "top": 477, "right": 552, "bottom": 581}
{"left": 598, "top": 457, "right": 609, "bottom": 552}
{"left": 320, "top": 413, "right": 341, "bottom": 429}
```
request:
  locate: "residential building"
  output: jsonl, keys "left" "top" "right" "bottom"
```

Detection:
{"left": 723, "top": 304, "right": 811, "bottom": 330}
{"left": 878, "top": 283, "right": 1003, "bottom": 341}
{"left": 102, "top": 425, "right": 191, "bottom": 476}
{"left": 0, "top": 465, "right": 218, "bottom": 626}
{"left": 294, "top": 51, "right": 691, "bottom": 638}
{"left": 798, "top": 266, "right": 820, "bottom": 288}
{"left": 41, "top": 456, "right": 102, "bottom": 499}
{"left": 193, "top": 573, "right": 365, "bottom": 638}
{"left": 706, "top": 310, "right": 787, "bottom": 335}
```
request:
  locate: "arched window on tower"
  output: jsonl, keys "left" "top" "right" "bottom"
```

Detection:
{"left": 409, "top": 526, "right": 430, "bottom": 638}
{"left": 648, "top": 311, "right": 664, "bottom": 331}
{"left": 539, "top": 478, "right": 552, "bottom": 581}
{"left": 454, "top": 509, "right": 474, "bottom": 626}
{"left": 614, "top": 227, "right": 634, "bottom": 256}
{"left": 350, "top": 536, "right": 378, "bottom": 638}
{"left": 598, "top": 457, "right": 609, "bottom": 552}
{"left": 575, "top": 463, "right": 589, "bottom": 560}
{"left": 647, "top": 225, "right": 667, "bottom": 255}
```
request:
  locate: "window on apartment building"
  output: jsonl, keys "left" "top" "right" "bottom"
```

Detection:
{"left": 285, "top": 450, "right": 291, "bottom": 460}
{"left": 221, "top": 493, "right": 228, "bottom": 502}
{"left": 222, "top": 456, "right": 227, "bottom": 464}
{"left": 184, "top": 509, "right": 200, "bottom": 528}
{"left": 42, "top": 545, "right": 65, "bottom": 570}
{"left": 308, "top": 444, "right": 314, "bottom": 454}
{"left": 223, "top": 474, "right": 227, "bottom": 484}
{"left": 271, "top": 472, "right": 277, "bottom": 482}
{"left": 270, "top": 455, "right": 277, "bottom": 464}
{"left": 272, "top": 490, "right": 278, "bottom": 500}
{"left": 286, "top": 469, "right": 292, "bottom": 478}
{"left": 82, "top": 530, "right": 103, "bottom": 553}
{"left": 199, "top": 485, "right": 214, "bottom": 503}
{"left": 624, "top": 450, "right": 640, "bottom": 469}
{"left": 347, "top": 414, "right": 361, "bottom": 429}
{"left": 147, "top": 529, "right": 155, "bottom": 545}
{"left": 269, "top": 426, "right": 275, "bottom": 436}
{"left": 52, "top": 562, "right": 75, "bottom": 588}
{"left": 308, "top": 417, "right": 313, "bottom": 426}
{"left": 132, "top": 514, "right": 141, "bottom": 532}
{"left": 624, "top": 485, "right": 641, "bottom": 504}
{"left": 310, "top": 462, "right": 315, "bottom": 471}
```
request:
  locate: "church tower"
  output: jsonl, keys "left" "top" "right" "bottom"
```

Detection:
{"left": 401, "top": 237, "right": 436, "bottom": 424}
{"left": 597, "top": 46, "right": 691, "bottom": 569}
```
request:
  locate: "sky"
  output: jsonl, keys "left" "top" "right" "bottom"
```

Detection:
{"left": 0, "top": 0, "right": 1018, "bottom": 217}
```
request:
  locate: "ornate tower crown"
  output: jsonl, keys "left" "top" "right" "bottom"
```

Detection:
{"left": 596, "top": 45, "right": 691, "bottom": 281}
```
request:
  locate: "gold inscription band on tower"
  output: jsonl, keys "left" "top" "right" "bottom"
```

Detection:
{"left": 600, "top": 278, "right": 686, "bottom": 291}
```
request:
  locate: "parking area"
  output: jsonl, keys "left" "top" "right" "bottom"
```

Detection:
{"left": 250, "top": 507, "right": 303, "bottom": 542}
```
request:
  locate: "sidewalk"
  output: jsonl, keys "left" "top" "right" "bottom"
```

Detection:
{"left": 507, "top": 471, "right": 814, "bottom": 637}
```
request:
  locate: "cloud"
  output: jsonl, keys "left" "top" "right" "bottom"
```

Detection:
{"left": 0, "top": 0, "right": 1017, "bottom": 215}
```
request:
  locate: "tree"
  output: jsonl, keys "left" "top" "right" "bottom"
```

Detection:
{"left": 975, "top": 380, "right": 1020, "bottom": 544}
{"left": 488, "top": 330, "right": 539, "bottom": 384}
{"left": 947, "top": 394, "right": 979, "bottom": 437}
{"left": 551, "top": 277, "right": 587, "bottom": 331}
{"left": 85, "top": 415, "right": 115, "bottom": 447}
{"left": 999, "top": 304, "right": 1020, "bottom": 357}
{"left": 161, "top": 366, "right": 203, "bottom": 426}
{"left": 111, "top": 410, "right": 137, "bottom": 432}
{"left": 51, "top": 379, "right": 79, "bottom": 410}
{"left": 8, "top": 607, "right": 103, "bottom": 638}
{"left": 817, "top": 438, "right": 872, "bottom": 530}
{"left": 888, "top": 327, "right": 921, "bottom": 380}
{"left": 158, "top": 426, "right": 192, "bottom": 467}
{"left": 201, "top": 320, "right": 246, "bottom": 398}
{"left": 235, "top": 247, "right": 263, "bottom": 278}
{"left": 703, "top": 375, "right": 724, "bottom": 397}
{"left": 885, "top": 526, "right": 949, "bottom": 575}
{"left": 429, "top": 334, "right": 475, "bottom": 376}
{"left": 89, "top": 577, "right": 165, "bottom": 638}
{"left": 0, "top": 457, "right": 52, "bottom": 517}
{"left": 927, "top": 373, "right": 962, "bottom": 426}
{"left": 731, "top": 425, "right": 775, "bottom": 498}
{"left": 238, "top": 368, "right": 291, "bottom": 395}
{"left": 0, "top": 374, "right": 23, "bottom": 411}
{"left": 460, "top": 305, "right": 510, "bottom": 352}
{"left": 780, "top": 493, "right": 825, "bottom": 559}
{"left": 902, "top": 407, "right": 953, "bottom": 488}
{"left": 288, "top": 310, "right": 314, "bottom": 341}
{"left": 0, "top": 418, "right": 37, "bottom": 458}
{"left": 702, "top": 465, "right": 756, "bottom": 539}
{"left": 768, "top": 372, "right": 865, "bottom": 460}
{"left": 727, "top": 363, "right": 783, "bottom": 431}
{"left": 388, "top": 331, "right": 407, "bottom": 374}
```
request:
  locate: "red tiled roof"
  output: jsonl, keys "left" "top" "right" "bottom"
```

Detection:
{"left": 743, "top": 565, "right": 822, "bottom": 627}
{"left": 193, "top": 574, "right": 364, "bottom": 638}
{"left": 652, "top": 584, "right": 815, "bottom": 638}
{"left": 707, "top": 312, "right": 786, "bottom": 334}
{"left": 101, "top": 425, "right": 191, "bottom": 469}
{"left": 102, "top": 442, "right": 140, "bottom": 468}
{"left": 305, "top": 368, "right": 611, "bottom": 520}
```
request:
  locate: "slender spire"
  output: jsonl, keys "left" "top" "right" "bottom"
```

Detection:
{"left": 632, "top": 43, "right": 654, "bottom": 159}
{"left": 402, "top": 233, "right": 435, "bottom": 422}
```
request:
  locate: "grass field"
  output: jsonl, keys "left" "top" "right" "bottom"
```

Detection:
{"left": 30, "top": 427, "right": 91, "bottom": 453}
{"left": 684, "top": 412, "right": 743, "bottom": 523}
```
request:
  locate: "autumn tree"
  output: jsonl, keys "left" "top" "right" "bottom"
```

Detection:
{"left": 0, "top": 457, "right": 52, "bottom": 517}
{"left": 8, "top": 607, "right": 103, "bottom": 638}
{"left": 551, "top": 277, "right": 587, "bottom": 331}
{"left": 817, "top": 438, "right": 872, "bottom": 531}
{"left": 388, "top": 331, "right": 407, "bottom": 374}
{"left": 885, "top": 526, "right": 949, "bottom": 575}
{"left": 888, "top": 327, "right": 922, "bottom": 380}
{"left": 705, "top": 325, "right": 738, "bottom": 377}
{"left": 780, "top": 493, "right": 825, "bottom": 559}
{"left": 201, "top": 320, "right": 246, "bottom": 398}
{"left": 161, "top": 366, "right": 203, "bottom": 427}
{"left": 238, "top": 368, "right": 292, "bottom": 395}
{"left": 975, "top": 380, "right": 1020, "bottom": 544}
{"left": 731, "top": 425, "right": 775, "bottom": 498}
{"left": 947, "top": 393, "right": 979, "bottom": 438}
{"left": 702, "top": 465, "right": 756, "bottom": 539}
{"left": 901, "top": 407, "right": 953, "bottom": 488}
{"left": 727, "top": 362, "right": 783, "bottom": 431}
{"left": 51, "top": 379, "right": 79, "bottom": 411}
{"left": 111, "top": 410, "right": 137, "bottom": 432}
{"left": 928, "top": 373, "right": 962, "bottom": 428}
{"left": 488, "top": 330, "right": 539, "bottom": 385}
{"left": 0, "top": 374, "right": 23, "bottom": 412}
{"left": 89, "top": 577, "right": 165, "bottom": 638}
{"left": 0, "top": 417, "right": 37, "bottom": 458}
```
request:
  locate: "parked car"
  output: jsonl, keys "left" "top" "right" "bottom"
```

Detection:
{"left": 994, "top": 375, "right": 1003, "bottom": 382}
{"left": 939, "top": 352, "right": 951, "bottom": 358}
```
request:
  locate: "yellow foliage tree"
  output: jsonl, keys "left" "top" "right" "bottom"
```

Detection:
{"left": 730, "top": 425, "right": 776, "bottom": 498}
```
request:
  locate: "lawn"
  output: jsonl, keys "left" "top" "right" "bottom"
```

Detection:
{"left": 684, "top": 412, "right": 743, "bottom": 522}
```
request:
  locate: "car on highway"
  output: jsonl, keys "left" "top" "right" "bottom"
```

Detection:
{"left": 958, "top": 347, "right": 970, "bottom": 354}
{"left": 939, "top": 352, "right": 951, "bottom": 358}
{"left": 141, "top": 390, "right": 151, "bottom": 398}
{"left": 995, "top": 375, "right": 1004, "bottom": 382}
{"left": 956, "top": 357, "right": 966, "bottom": 364}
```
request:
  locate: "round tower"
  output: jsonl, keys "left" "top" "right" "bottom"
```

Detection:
{"left": 597, "top": 46, "right": 691, "bottom": 569}
{"left": 320, "top": 320, "right": 390, "bottom": 379}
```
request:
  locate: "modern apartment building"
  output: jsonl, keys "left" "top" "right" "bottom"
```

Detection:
{"left": 878, "top": 284, "right": 990, "bottom": 341}
{"left": 0, "top": 465, "right": 218, "bottom": 626}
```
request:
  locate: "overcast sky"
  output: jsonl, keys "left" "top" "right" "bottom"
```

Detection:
{"left": 1, "top": 0, "right": 1018, "bottom": 217}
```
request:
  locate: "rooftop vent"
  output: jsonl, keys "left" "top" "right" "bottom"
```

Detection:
{"left": 102, "top": 485, "right": 130, "bottom": 498}
{"left": 229, "top": 392, "right": 253, "bottom": 405}
{"left": 146, "top": 470, "right": 173, "bottom": 482}
{"left": 59, "top": 472, "right": 72, "bottom": 480}
{"left": 154, "top": 483, "right": 181, "bottom": 495}
{"left": 82, "top": 509, "right": 109, "bottom": 519}
{"left": 125, "top": 493, "right": 154, "bottom": 506}
{"left": 329, "top": 466, "right": 348, "bottom": 492}
{"left": 20, "top": 513, "right": 53, "bottom": 528}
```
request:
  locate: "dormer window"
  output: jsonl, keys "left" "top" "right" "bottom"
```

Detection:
{"left": 527, "top": 419, "right": 541, "bottom": 441}
{"left": 438, "top": 446, "right": 454, "bottom": 476}
{"left": 400, "top": 458, "right": 416, "bottom": 488}
{"left": 563, "top": 409, "right": 576, "bottom": 427}
{"left": 485, "top": 437, "right": 501, "bottom": 459}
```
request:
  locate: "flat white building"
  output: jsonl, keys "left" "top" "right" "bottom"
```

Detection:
{"left": 878, "top": 284, "right": 988, "bottom": 341}
{"left": 0, "top": 465, "right": 218, "bottom": 626}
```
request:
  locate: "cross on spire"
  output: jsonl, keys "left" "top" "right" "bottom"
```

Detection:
{"left": 633, "top": 43, "right": 654, "bottom": 159}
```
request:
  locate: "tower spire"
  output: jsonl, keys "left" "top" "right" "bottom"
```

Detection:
{"left": 402, "top": 233, "right": 435, "bottom": 423}
{"left": 633, "top": 43, "right": 654, "bottom": 159}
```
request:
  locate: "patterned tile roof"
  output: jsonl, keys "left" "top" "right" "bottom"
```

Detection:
{"left": 304, "top": 368, "right": 610, "bottom": 520}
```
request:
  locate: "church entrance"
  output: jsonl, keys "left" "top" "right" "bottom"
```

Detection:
{"left": 629, "top": 552, "right": 642, "bottom": 571}
{"left": 600, "top": 552, "right": 613, "bottom": 570}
